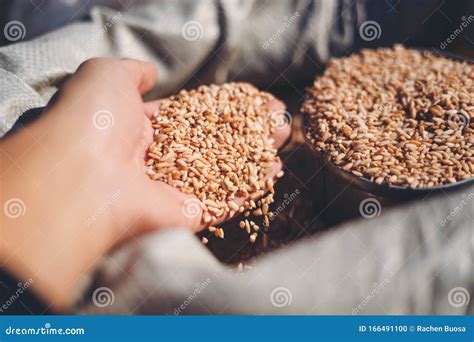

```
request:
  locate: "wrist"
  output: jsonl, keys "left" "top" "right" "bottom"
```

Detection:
{"left": 0, "top": 137, "right": 112, "bottom": 311}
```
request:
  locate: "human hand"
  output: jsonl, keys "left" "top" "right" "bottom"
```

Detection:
{"left": 0, "top": 58, "right": 290, "bottom": 310}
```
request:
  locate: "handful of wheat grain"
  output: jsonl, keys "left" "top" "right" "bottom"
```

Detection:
{"left": 146, "top": 82, "right": 284, "bottom": 243}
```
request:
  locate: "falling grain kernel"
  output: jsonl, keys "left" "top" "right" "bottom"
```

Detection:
{"left": 214, "top": 228, "right": 224, "bottom": 239}
{"left": 266, "top": 179, "right": 275, "bottom": 193}
{"left": 245, "top": 220, "right": 251, "bottom": 234}
{"left": 202, "top": 237, "right": 208, "bottom": 245}
{"left": 249, "top": 233, "right": 257, "bottom": 243}
{"left": 146, "top": 82, "right": 283, "bottom": 241}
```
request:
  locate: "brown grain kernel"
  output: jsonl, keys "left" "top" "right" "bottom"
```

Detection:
{"left": 303, "top": 45, "right": 473, "bottom": 188}
{"left": 146, "top": 82, "right": 282, "bottom": 240}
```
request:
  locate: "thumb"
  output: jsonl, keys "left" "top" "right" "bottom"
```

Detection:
{"left": 133, "top": 179, "right": 203, "bottom": 233}
{"left": 120, "top": 58, "right": 158, "bottom": 95}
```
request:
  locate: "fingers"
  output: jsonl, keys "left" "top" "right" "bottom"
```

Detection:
{"left": 266, "top": 98, "right": 292, "bottom": 149}
{"left": 74, "top": 58, "right": 157, "bottom": 96}
{"left": 120, "top": 58, "right": 158, "bottom": 95}
{"left": 135, "top": 179, "right": 202, "bottom": 233}
{"left": 140, "top": 92, "right": 290, "bottom": 233}
{"left": 143, "top": 99, "right": 166, "bottom": 118}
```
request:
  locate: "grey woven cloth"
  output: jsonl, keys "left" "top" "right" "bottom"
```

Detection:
{"left": 0, "top": 0, "right": 345, "bottom": 135}
{"left": 80, "top": 191, "right": 473, "bottom": 314}
{"left": 0, "top": 0, "right": 472, "bottom": 314}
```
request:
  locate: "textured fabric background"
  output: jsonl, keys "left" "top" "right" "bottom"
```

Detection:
{"left": 79, "top": 190, "right": 473, "bottom": 314}
{"left": 0, "top": 0, "right": 472, "bottom": 314}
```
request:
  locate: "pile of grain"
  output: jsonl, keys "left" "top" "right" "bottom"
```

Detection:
{"left": 146, "top": 82, "right": 282, "bottom": 242}
{"left": 303, "top": 45, "right": 473, "bottom": 188}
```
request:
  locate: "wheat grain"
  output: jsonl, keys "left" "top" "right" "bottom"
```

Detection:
{"left": 303, "top": 45, "right": 473, "bottom": 188}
